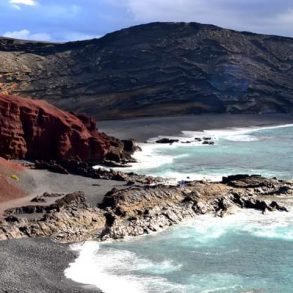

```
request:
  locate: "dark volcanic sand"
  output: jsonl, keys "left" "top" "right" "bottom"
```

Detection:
{"left": 0, "top": 169, "right": 126, "bottom": 216}
{"left": 0, "top": 238, "right": 101, "bottom": 293}
{"left": 98, "top": 114, "right": 293, "bottom": 141}
{"left": 0, "top": 170, "right": 126, "bottom": 292}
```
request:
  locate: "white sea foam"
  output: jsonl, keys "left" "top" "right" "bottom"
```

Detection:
{"left": 93, "top": 123, "right": 293, "bottom": 181}
{"left": 177, "top": 208, "right": 293, "bottom": 243}
{"left": 201, "top": 123, "right": 293, "bottom": 142}
{"left": 65, "top": 241, "right": 185, "bottom": 293}
{"left": 65, "top": 208, "right": 293, "bottom": 292}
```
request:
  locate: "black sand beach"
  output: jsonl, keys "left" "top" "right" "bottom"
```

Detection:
{"left": 0, "top": 238, "right": 101, "bottom": 293}
{"left": 98, "top": 114, "right": 293, "bottom": 141}
{"left": 0, "top": 170, "right": 126, "bottom": 292}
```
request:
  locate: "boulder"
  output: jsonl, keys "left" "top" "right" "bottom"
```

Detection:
{"left": 156, "top": 138, "right": 179, "bottom": 144}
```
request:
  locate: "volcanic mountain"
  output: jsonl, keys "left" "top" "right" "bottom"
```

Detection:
{"left": 0, "top": 22, "right": 292, "bottom": 119}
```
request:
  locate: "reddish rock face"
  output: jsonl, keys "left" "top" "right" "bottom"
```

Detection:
{"left": 0, "top": 94, "right": 126, "bottom": 162}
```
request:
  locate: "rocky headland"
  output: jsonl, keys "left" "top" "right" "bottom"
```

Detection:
{"left": 0, "top": 174, "right": 292, "bottom": 243}
{"left": 1, "top": 22, "right": 293, "bottom": 119}
{"left": 0, "top": 93, "right": 136, "bottom": 163}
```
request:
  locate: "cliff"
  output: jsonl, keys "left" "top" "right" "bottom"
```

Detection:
{"left": 0, "top": 22, "right": 293, "bottom": 119}
{"left": 0, "top": 94, "right": 132, "bottom": 162}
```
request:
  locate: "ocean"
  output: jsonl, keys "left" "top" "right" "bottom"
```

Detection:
{"left": 65, "top": 124, "right": 293, "bottom": 293}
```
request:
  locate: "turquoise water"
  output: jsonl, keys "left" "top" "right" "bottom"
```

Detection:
{"left": 66, "top": 125, "right": 293, "bottom": 293}
{"left": 66, "top": 211, "right": 293, "bottom": 293}
{"left": 127, "top": 124, "right": 293, "bottom": 181}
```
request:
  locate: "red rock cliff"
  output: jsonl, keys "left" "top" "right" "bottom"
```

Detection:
{"left": 0, "top": 94, "right": 129, "bottom": 162}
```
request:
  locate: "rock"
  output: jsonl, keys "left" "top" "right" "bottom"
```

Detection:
{"left": 6, "top": 192, "right": 88, "bottom": 215}
{"left": 222, "top": 174, "right": 268, "bottom": 187}
{"left": 269, "top": 201, "right": 288, "bottom": 212}
{"left": 0, "top": 192, "right": 106, "bottom": 242}
{"left": 31, "top": 196, "right": 46, "bottom": 203}
{"left": 122, "top": 140, "right": 139, "bottom": 153}
{"left": 156, "top": 138, "right": 179, "bottom": 144}
{"left": 202, "top": 141, "right": 215, "bottom": 145}
{"left": 4, "top": 215, "right": 19, "bottom": 223}
{"left": 0, "top": 175, "right": 291, "bottom": 243}
{"left": 0, "top": 94, "right": 134, "bottom": 163}
{"left": 34, "top": 161, "right": 69, "bottom": 174}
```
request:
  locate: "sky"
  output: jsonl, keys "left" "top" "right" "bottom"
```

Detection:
{"left": 0, "top": 0, "right": 292, "bottom": 42}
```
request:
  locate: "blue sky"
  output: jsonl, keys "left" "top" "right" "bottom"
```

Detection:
{"left": 0, "top": 0, "right": 292, "bottom": 42}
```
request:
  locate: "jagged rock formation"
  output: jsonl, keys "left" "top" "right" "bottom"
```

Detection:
{"left": 0, "top": 94, "right": 133, "bottom": 162}
{"left": 98, "top": 175, "right": 291, "bottom": 239}
{"left": 0, "top": 22, "right": 292, "bottom": 119}
{"left": 0, "top": 192, "right": 106, "bottom": 243}
{"left": 0, "top": 175, "right": 292, "bottom": 242}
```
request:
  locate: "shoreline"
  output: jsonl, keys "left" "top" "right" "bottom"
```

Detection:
{"left": 64, "top": 179, "right": 293, "bottom": 292}
{"left": 1, "top": 115, "right": 293, "bottom": 292}
{"left": 0, "top": 238, "right": 101, "bottom": 293}
{"left": 98, "top": 113, "right": 293, "bottom": 141}
{"left": 101, "top": 121, "right": 293, "bottom": 182}
{"left": 65, "top": 206, "right": 293, "bottom": 292}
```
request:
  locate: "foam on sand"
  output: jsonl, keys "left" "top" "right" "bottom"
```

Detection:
{"left": 65, "top": 241, "right": 185, "bottom": 293}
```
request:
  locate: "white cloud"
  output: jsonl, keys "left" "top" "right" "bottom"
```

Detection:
{"left": 3, "top": 29, "right": 51, "bottom": 41}
{"left": 60, "top": 32, "right": 101, "bottom": 42}
{"left": 125, "top": 0, "right": 205, "bottom": 22}
{"left": 3, "top": 29, "right": 100, "bottom": 42}
{"left": 119, "top": 0, "right": 293, "bottom": 36}
{"left": 10, "top": 0, "right": 36, "bottom": 5}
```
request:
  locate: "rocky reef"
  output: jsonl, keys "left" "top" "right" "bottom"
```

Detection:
{"left": 0, "top": 175, "right": 292, "bottom": 243}
{"left": 0, "top": 94, "right": 134, "bottom": 163}
{"left": 0, "top": 22, "right": 293, "bottom": 119}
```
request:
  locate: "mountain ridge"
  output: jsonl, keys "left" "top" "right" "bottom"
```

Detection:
{"left": 0, "top": 22, "right": 292, "bottom": 119}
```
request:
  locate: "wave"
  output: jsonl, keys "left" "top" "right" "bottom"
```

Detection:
{"left": 203, "top": 124, "right": 293, "bottom": 142}
{"left": 182, "top": 123, "right": 293, "bottom": 142}
{"left": 65, "top": 208, "right": 293, "bottom": 293}
{"left": 176, "top": 209, "right": 293, "bottom": 243}
{"left": 65, "top": 241, "right": 185, "bottom": 293}
{"left": 99, "top": 123, "right": 293, "bottom": 181}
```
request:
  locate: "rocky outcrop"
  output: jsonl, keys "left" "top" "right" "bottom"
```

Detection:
{"left": 156, "top": 138, "right": 180, "bottom": 144}
{"left": 97, "top": 176, "right": 292, "bottom": 240}
{"left": 0, "top": 94, "right": 134, "bottom": 162}
{"left": 0, "top": 192, "right": 106, "bottom": 243}
{"left": 0, "top": 175, "right": 291, "bottom": 242}
{"left": 1, "top": 22, "right": 293, "bottom": 119}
